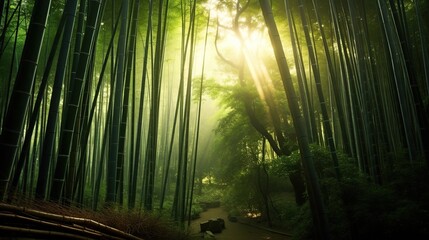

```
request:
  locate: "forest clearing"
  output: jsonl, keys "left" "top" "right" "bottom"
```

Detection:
{"left": 1, "top": 0, "right": 429, "bottom": 239}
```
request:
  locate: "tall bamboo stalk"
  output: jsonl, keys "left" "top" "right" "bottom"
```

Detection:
{"left": 259, "top": 1, "right": 329, "bottom": 239}
{"left": 35, "top": 0, "right": 78, "bottom": 200}
{"left": 284, "top": 0, "right": 317, "bottom": 144}
{"left": 129, "top": 0, "right": 153, "bottom": 210}
{"left": 116, "top": 0, "right": 140, "bottom": 206}
{"left": 71, "top": 6, "right": 122, "bottom": 204}
{"left": 0, "top": 0, "right": 53, "bottom": 198}
{"left": 297, "top": 0, "right": 340, "bottom": 179}
{"left": 143, "top": 0, "right": 169, "bottom": 211}
{"left": 187, "top": 10, "right": 210, "bottom": 226}
{"left": 7, "top": 13, "right": 66, "bottom": 199}
{"left": 106, "top": 0, "right": 128, "bottom": 204}
{"left": 50, "top": 0, "right": 103, "bottom": 202}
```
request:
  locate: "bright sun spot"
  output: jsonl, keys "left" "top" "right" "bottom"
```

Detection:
{"left": 203, "top": 0, "right": 266, "bottom": 51}
{"left": 202, "top": 0, "right": 279, "bottom": 102}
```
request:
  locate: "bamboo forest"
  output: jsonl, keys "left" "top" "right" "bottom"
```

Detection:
{"left": 1, "top": 0, "right": 429, "bottom": 239}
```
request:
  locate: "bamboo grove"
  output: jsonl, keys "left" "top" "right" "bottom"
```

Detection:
{"left": 1, "top": 0, "right": 429, "bottom": 237}
{"left": 0, "top": 0, "right": 211, "bottom": 220}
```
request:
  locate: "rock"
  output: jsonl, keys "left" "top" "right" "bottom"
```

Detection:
{"left": 208, "top": 219, "right": 222, "bottom": 233}
{"left": 204, "top": 230, "right": 216, "bottom": 238}
{"left": 217, "top": 218, "right": 226, "bottom": 229}
{"left": 200, "top": 221, "right": 210, "bottom": 232}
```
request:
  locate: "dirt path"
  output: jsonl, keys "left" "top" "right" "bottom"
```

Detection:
{"left": 189, "top": 207, "right": 291, "bottom": 240}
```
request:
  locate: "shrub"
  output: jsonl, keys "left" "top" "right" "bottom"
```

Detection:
{"left": 274, "top": 145, "right": 429, "bottom": 239}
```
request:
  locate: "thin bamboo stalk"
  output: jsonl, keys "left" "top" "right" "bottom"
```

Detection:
{"left": 143, "top": 0, "right": 169, "bottom": 211}
{"left": 129, "top": 0, "right": 153, "bottom": 210}
{"left": 187, "top": 8, "right": 210, "bottom": 227}
{"left": 106, "top": 0, "right": 128, "bottom": 204}
{"left": 116, "top": 0, "right": 141, "bottom": 206}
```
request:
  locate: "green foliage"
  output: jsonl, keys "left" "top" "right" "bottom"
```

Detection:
{"left": 271, "top": 144, "right": 355, "bottom": 178}
{"left": 154, "top": 196, "right": 203, "bottom": 221}
{"left": 220, "top": 161, "right": 298, "bottom": 226}
{"left": 195, "top": 184, "right": 223, "bottom": 206}
{"left": 222, "top": 168, "right": 261, "bottom": 214}
{"left": 274, "top": 145, "right": 429, "bottom": 239}
{"left": 271, "top": 152, "right": 301, "bottom": 177}
{"left": 189, "top": 203, "right": 204, "bottom": 220}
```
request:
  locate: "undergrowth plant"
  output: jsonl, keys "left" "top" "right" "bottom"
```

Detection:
{"left": 274, "top": 145, "right": 429, "bottom": 239}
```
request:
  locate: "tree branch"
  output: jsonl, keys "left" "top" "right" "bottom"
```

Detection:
{"left": 215, "top": 20, "right": 240, "bottom": 69}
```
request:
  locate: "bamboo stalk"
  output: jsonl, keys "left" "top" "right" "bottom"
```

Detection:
{"left": 50, "top": 0, "right": 104, "bottom": 202}
{"left": 258, "top": 0, "right": 330, "bottom": 239}
{"left": 0, "top": 0, "right": 53, "bottom": 198}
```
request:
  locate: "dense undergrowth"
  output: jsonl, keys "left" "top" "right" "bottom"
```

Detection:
{"left": 221, "top": 145, "right": 429, "bottom": 239}
{"left": 287, "top": 146, "right": 429, "bottom": 239}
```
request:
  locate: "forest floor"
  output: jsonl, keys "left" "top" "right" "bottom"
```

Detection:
{"left": 189, "top": 207, "right": 292, "bottom": 239}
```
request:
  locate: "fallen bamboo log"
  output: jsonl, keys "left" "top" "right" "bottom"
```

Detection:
{"left": 0, "top": 225, "right": 92, "bottom": 240}
{"left": 0, "top": 212, "right": 111, "bottom": 239}
{"left": 0, "top": 203, "right": 143, "bottom": 240}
